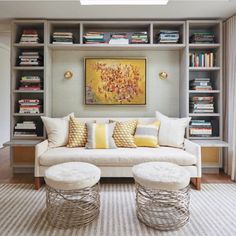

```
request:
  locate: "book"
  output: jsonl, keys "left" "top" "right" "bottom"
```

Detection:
{"left": 189, "top": 52, "right": 215, "bottom": 67}
{"left": 18, "top": 51, "right": 43, "bottom": 66}
{"left": 190, "top": 96, "right": 214, "bottom": 113}
{"left": 190, "top": 78, "right": 213, "bottom": 90}
{"left": 156, "top": 30, "right": 179, "bottom": 44}
{"left": 83, "top": 32, "right": 106, "bottom": 44}
{"left": 20, "top": 29, "right": 40, "bottom": 44}
{"left": 190, "top": 32, "right": 215, "bottom": 44}
{"left": 52, "top": 32, "right": 74, "bottom": 44}
{"left": 189, "top": 120, "right": 213, "bottom": 137}
{"left": 14, "top": 121, "right": 37, "bottom": 137}
{"left": 131, "top": 32, "right": 148, "bottom": 44}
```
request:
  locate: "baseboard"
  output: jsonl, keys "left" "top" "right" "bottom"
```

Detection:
{"left": 13, "top": 167, "right": 34, "bottom": 173}
{"left": 202, "top": 168, "right": 219, "bottom": 174}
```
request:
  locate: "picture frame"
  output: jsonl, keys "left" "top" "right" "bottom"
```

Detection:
{"left": 84, "top": 57, "right": 147, "bottom": 105}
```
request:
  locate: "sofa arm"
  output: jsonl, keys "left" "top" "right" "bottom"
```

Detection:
{"left": 184, "top": 139, "right": 202, "bottom": 177}
{"left": 35, "top": 140, "right": 49, "bottom": 177}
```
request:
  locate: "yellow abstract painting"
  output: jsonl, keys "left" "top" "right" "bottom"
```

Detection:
{"left": 85, "top": 58, "right": 146, "bottom": 105}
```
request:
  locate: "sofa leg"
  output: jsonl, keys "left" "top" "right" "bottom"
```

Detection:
{"left": 35, "top": 177, "right": 41, "bottom": 190}
{"left": 191, "top": 178, "right": 201, "bottom": 190}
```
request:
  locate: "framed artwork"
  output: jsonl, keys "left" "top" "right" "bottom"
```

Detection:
{"left": 85, "top": 57, "right": 146, "bottom": 105}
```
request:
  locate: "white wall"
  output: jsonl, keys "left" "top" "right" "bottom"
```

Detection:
{"left": 0, "top": 22, "right": 10, "bottom": 148}
{"left": 52, "top": 50, "right": 180, "bottom": 118}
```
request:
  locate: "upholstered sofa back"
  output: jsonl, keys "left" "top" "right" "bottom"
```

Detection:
{"left": 75, "top": 117, "right": 156, "bottom": 124}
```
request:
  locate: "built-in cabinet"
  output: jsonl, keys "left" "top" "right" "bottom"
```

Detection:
{"left": 6, "top": 19, "right": 227, "bottom": 173}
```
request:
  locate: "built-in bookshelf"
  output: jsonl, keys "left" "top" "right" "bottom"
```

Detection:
{"left": 47, "top": 21, "right": 186, "bottom": 51}
{"left": 11, "top": 20, "right": 47, "bottom": 141}
{"left": 7, "top": 19, "right": 226, "bottom": 173}
{"left": 186, "top": 20, "right": 223, "bottom": 142}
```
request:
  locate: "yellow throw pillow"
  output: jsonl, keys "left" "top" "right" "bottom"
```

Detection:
{"left": 134, "top": 121, "right": 160, "bottom": 147}
{"left": 111, "top": 120, "right": 137, "bottom": 148}
{"left": 67, "top": 117, "right": 87, "bottom": 147}
{"left": 86, "top": 123, "right": 117, "bottom": 149}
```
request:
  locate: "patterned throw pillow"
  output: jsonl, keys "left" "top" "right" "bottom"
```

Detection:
{"left": 111, "top": 120, "right": 137, "bottom": 148}
{"left": 86, "top": 123, "right": 117, "bottom": 149}
{"left": 134, "top": 121, "right": 160, "bottom": 147}
{"left": 67, "top": 117, "right": 87, "bottom": 148}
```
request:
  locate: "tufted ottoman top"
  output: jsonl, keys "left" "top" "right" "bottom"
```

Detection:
{"left": 132, "top": 162, "right": 190, "bottom": 191}
{"left": 45, "top": 162, "right": 101, "bottom": 190}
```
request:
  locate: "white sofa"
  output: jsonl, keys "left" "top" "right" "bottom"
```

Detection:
{"left": 34, "top": 117, "right": 201, "bottom": 190}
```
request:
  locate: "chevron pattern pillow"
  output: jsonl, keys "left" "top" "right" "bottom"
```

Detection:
{"left": 110, "top": 120, "right": 137, "bottom": 148}
{"left": 67, "top": 117, "right": 87, "bottom": 147}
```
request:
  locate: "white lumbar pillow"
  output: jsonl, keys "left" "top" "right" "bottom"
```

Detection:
{"left": 155, "top": 111, "right": 191, "bottom": 148}
{"left": 41, "top": 113, "right": 74, "bottom": 148}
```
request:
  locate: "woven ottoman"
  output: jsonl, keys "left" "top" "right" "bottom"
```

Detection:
{"left": 44, "top": 162, "right": 101, "bottom": 229}
{"left": 132, "top": 162, "right": 190, "bottom": 231}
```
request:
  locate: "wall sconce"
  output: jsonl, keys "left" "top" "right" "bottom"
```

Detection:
{"left": 64, "top": 71, "right": 73, "bottom": 80}
{"left": 159, "top": 72, "right": 168, "bottom": 80}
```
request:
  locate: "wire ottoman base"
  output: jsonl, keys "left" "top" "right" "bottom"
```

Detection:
{"left": 46, "top": 183, "right": 100, "bottom": 229}
{"left": 135, "top": 183, "right": 190, "bottom": 231}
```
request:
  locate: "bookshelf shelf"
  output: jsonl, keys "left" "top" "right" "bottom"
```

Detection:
{"left": 189, "top": 67, "right": 221, "bottom": 71}
{"left": 13, "top": 66, "right": 44, "bottom": 70}
{"left": 13, "top": 90, "right": 44, "bottom": 93}
{"left": 188, "top": 90, "right": 220, "bottom": 94}
{"left": 191, "top": 140, "right": 228, "bottom": 147}
{"left": 48, "top": 43, "right": 185, "bottom": 51}
{"left": 189, "top": 113, "right": 220, "bottom": 117}
{"left": 13, "top": 43, "right": 44, "bottom": 48}
{"left": 189, "top": 43, "right": 220, "bottom": 49}
{"left": 13, "top": 113, "right": 44, "bottom": 116}
{"left": 189, "top": 136, "right": 221, "bottom": 140}
{"left": 12, "top": 136, "right": 44, "bottom": 140}
{"left": 3, "top": 140, "right": 42, "bottom": 147}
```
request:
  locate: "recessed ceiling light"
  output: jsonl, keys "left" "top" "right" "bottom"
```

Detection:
{"left": 79, "top": 0, "right": 169, "bottom": 5}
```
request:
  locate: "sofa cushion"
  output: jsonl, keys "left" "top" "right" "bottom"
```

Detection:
{"left": 67, "top": 117, "right": 87, "bottom": 148}
{"left": 86, "top": 123, "right": 117, "bottom": 149}
{"left": 134, "top": 120, "right": 160, "bottom": 147}
{"left": 41, "top": 113, "right": 74, "bottom": 148}
{"left": 156, "top": 111, "right": 191, "bottom": 148}
{"left": 111, "top": 120, "right": 137, "bottom": 148}
{"left": 39, "top": 147, "right": 196, "bottom": 167}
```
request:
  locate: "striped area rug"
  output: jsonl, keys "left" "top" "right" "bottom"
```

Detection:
{"left": 0, "top": 183, "right": 236, "bottom": 236}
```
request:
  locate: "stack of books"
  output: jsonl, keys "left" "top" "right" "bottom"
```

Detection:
{"left": 190, "top": 78, "right": 212, "bottom": 91}
{"left": 14, "top": 121, "right": 37, "bottom": 137}
{"left": 19, "top": 30, "right": 40, "bottom": 44}
{"left": 156, "top": 30, "right": 179, "bottom": 44}
{"left": 189, "top": 120, "right": 212, "bottom": 137}
{"left": 83, "top": 32, "right": 106, "bottom": 44}
{"left": 190, "top": 96, "right": 214, "bottom": 113}
{"left": 189, "top": 52, "right": 214, "bottom": 67}
{"left": 131, "top": 32, "right": 148, "bottom": 44}
{"left": 52, "top": 32, "right": 73, "bottom": 44}
{"left": 18, "top": 76, "right": 41, "bottom": 91}
{"left": 190, "top": 32, "right": 215, "bottom": 44}
{"left": 19, "top": 99, "right": 42, "bottom": 114}
{"left": 18, "top": 52, "right": 43, "bottom": 66}
{"left": 109, "top": 33, "right": 129, "bottom": 45}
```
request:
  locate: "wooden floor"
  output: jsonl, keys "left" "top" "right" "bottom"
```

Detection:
{"left": 0, "top": 147, "right": 233, "bottom": 184}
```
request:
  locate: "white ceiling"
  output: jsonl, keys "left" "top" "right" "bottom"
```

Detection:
{"left": 0, "top": 0, "right": 235, "bottom": 20}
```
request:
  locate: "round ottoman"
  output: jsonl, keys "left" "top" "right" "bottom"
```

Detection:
{"left": 132, "top": 162, "right": 190, "bottom": 231}
{"left": 44, "top": 162, "right": 101, "bottom": 229}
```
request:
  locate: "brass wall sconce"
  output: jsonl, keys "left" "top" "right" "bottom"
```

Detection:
{"left": 64, "top": 71, "right": 73, "bottom": 79}
{"left": 159, "top": 72, "right": 168, "bottom": 80}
